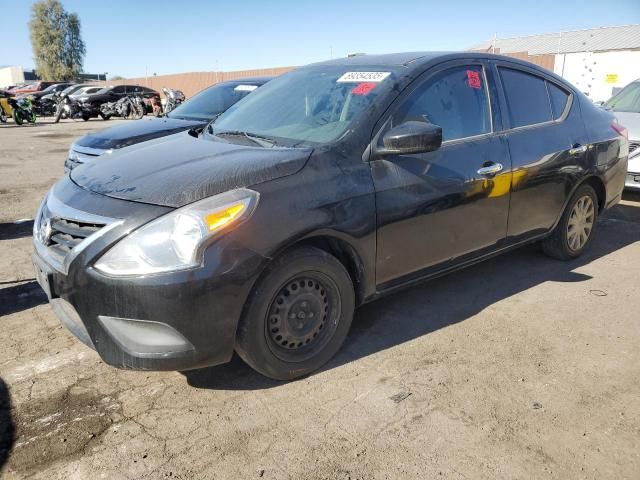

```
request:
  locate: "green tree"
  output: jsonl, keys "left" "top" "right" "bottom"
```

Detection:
{"left": 29, "top": 0, "right": 86, "bottom": 81}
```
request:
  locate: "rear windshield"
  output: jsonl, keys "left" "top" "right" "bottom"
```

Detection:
{"left": 211, "top": 66, "right": 400, "bottom": 145}
{"left": 606, "top": 82, "right": 640, "bottom": 113}
{"left": 168, "top": 82, "right": 263, "bottom": 121}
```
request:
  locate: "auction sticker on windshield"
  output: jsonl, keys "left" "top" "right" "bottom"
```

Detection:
{"left": 337, "top": 72, "right": 391, "bottom": 83}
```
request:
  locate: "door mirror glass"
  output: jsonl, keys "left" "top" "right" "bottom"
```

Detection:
{"left": 379, "top": 121, "right": 442, "bottom": 155}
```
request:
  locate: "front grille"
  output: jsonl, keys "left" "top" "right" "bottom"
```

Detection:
{"left": 45, "top": 217, "right": 105, "bottom": 263}
{"left": 629, "top": 142, "right": 639, "bottom": 155}
{"left": 34, "top": 191, "right": 117, "bottom": 273}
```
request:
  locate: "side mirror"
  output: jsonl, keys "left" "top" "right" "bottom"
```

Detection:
{"left": 377, "top": 121, "right": 443, "bottom": 156}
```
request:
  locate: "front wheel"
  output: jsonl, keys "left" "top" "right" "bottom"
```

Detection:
{"left": 542, "top": 184, "right": 598, "bottom": 260}
{"left": 236, "top": 246, "right": 355, "bottom": 380}
{"left": 13, "top": 110, "right": 23, "bottom": 125}
{"left": 0, "top": 108, "right": 6, "bottom": 123}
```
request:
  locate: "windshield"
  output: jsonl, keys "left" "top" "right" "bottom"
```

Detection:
{"left": 168, "top": 82, "right": 263, "bottom": 121}
{"left": 212, "top": 67, "right": 398, "bottom": 145}
{"left": 606, "top": 81, "right": 640, "bottom": 113}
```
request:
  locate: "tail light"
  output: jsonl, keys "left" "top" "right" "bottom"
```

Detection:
{"left": 611, "top": 122, "right": 628, "bottom": 140}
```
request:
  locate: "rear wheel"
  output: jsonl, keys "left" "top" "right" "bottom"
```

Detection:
{"left": 542, "top": 184, "right": 598, "bottom": 260}
{"left": 236, "top": 246, "right": 355, "bottom": 380}
{"left": 0, "top": 107, "right": 6, "bottom": 123}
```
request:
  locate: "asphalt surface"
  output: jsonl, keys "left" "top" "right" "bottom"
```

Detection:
{"left": 1, "top": 118, "right": 639, "bottom": 479}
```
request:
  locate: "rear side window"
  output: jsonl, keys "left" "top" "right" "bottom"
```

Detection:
{"left": 548, "top": 82, "right": 570, "bottom": 119}
{"left": 499, "top": 68, "right": 551, "bottom": 128}
{"left": 393, "top": 66, "right": 491, "bottom": 142}
{"left": 112, "top": 86, "right": 126, "bottom": 94}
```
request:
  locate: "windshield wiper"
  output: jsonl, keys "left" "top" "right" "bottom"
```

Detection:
{"left": 214, "top": 130, "right": 277, "bottom": 148}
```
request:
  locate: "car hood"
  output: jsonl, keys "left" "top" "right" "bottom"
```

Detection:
{"left": 70, "top": 132, "right": 313, "bottom": 207}
{"left": 613, "top": 111, "right": 640, "bottom": 140}
{"left": 73, "top": 117, "right": 206, "bottom": 150}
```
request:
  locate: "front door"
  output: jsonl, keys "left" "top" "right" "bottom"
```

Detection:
{"left": 371, "top": 62, "right": 511, "bottom": 289}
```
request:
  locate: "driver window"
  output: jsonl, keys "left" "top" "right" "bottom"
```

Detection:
{"left": 393, "top": 65, "right": 491, "bottom": 142}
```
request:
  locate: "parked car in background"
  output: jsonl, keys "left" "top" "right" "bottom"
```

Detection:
{"left": 24, "top": 82, "right": 75, "bottom": 116}
{"left": 68, "top": 85, "right": 102, "bottom": 99}
{"left": 65, "top": 77, "right": 271, "bottom": 170}
{"left": 33, "top": 52, "right": 627, "bottom": 380}
{"left": 605, "top": 79, "right": 640, "bottom": 191}
{"left": 23, "top": 82, "right": 74, "bottom": 99}
{"left": 9, "top": 81, "right": 56, "bottom": 95}
{"left": 79, "top": 85, "right": 161, "bottom": 117}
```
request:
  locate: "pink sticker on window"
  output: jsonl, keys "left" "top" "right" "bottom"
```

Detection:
{"left": 351, "top": 82, "right": 377, "bottom": 95}
{"left": 467, "top": 70, "right": 481, "bottom": 89}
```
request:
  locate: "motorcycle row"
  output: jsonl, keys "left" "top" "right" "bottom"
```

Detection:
{"left": 0, "top": 87, "right": 185, "bottom": 126}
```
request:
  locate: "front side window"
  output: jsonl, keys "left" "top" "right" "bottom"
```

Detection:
{"left": 112, "top": 86, "right": 126, "bottom": 94}
{"left": 392, "top": 66, "right": 491, "bottom": 142}
{"left": 499, "top": 68, "right": 552, "bottom": 128}
{"left": 212, "top": 67, "right": 400, "bottom": 145}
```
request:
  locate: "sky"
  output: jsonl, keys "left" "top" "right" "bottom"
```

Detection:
{"left": 3, "top": 0, "right": 640, "bottom": 79}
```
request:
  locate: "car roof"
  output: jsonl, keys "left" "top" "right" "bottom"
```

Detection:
{"left": 312, "top": 52, "right": 456, "bottom": 68}
{"left": 223, "top": 76, "right": 273, "bottom": 85}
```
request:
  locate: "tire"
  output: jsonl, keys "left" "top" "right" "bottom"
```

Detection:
{"left": 28, "top": 111, "right": 36, "bottom": 123}
{"left": 0, "top": 108, "right": 6, "bottom": 123}
{"left": 13, "top": 110, "right": 23, "bottom": 125}
{"left": 542, "top": 184, "right": 598, "bottom": 260}
{"left": 236, "top": 246, "right": 355, "bottom": 380}
{"left": 82, "top": 113, "right": 90, "bottom": 121}
{"left": 100, "top": 112, "right": 111, "bottom": 120}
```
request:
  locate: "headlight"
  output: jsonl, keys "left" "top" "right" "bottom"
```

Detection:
{"left": 94, "top": 189, "right": 259, "bottom": 276}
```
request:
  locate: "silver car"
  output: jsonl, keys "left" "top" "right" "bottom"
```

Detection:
{"left": 605, "top": 80, "right": 640, "bottom": 191}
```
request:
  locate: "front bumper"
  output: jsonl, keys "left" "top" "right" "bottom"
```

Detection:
{"left": 32, "top": 178, "right": 267, "bottom": 371}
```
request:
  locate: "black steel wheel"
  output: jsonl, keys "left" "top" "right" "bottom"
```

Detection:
{"left": 236, "top": 246, "right": 355, "bottom": 380}
{"left": 266, "top": 273, "right": 340, "bottom": 362}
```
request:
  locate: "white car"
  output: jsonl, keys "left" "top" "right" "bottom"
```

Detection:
{"left": 605, "top": 80, "right": 640, "bottom": 191}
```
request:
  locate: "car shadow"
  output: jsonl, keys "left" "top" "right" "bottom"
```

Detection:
{"left": 0, "top": 377, "right": 14, "bottom": 473}
{"left": 0, "top": 221, "right": 34, "bottom": 241}
{"left": 0, "top": 281, "right": 47, "bottom": 317}
{"left": 184, "top": 204, "right": 640, "bottom": 391}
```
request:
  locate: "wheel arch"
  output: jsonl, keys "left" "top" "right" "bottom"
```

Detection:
{"left": 581, "top": 175, "right": 606, "bottom": 213}
{"left": 267, "top": 233, "right": 371, "bottom": 306}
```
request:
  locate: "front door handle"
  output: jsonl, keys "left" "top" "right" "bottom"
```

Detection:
{"left": 569, "top": 144, "right": 588, "bottom": 155}
{"left": 477, "top": 162, "right": 503, "bottom": 176}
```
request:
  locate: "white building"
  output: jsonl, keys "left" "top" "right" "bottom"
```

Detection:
{"left": 0, "top": 66, "right": 26, "bottom": 89}
{"left": 471, "top": 24, "right": 640, "bottom": 102}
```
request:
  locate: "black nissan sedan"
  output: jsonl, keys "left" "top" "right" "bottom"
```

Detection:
{"left": 65, "top": 77, "right": 272, "bottom": 171}
{"left": 33, "top": 52, "right": 628, "bottom": 380}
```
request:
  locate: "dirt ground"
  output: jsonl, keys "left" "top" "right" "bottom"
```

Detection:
{"left": 0, "top": 118, "right": 639, "bottom": 480}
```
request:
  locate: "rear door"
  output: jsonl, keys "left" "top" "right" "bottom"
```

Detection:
{"left": 371, "top": 60, "right": 512, "bottom": 288}
{"left": 493, "top": 62, "right": 590, "bottom": 240}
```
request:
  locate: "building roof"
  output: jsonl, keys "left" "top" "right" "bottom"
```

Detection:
{"left": 471, "top": 24, "right": 640, "bottom": 55}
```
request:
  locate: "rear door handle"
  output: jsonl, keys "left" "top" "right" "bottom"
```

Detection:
{"left": 569, "top": 144, "right": 588, "bottom": 155}
{"left": 477, "top": 162, "right": 503, "bottom": 176}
